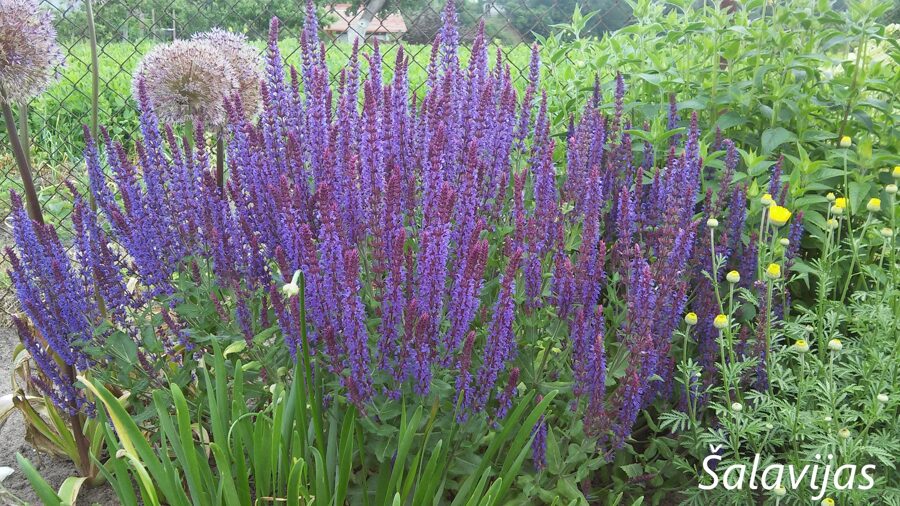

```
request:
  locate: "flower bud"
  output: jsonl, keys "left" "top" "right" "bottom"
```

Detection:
{"left": 684, "top": 312, "right": 698, "bottom": 326}
{"left": 731, "top": 402, "right": 743, "bottom": 412}
{"left": 877, "top": 393, "right": 889, "bottom": 403}
{"left": 838, "top": 428, "right": 851, "bottom": 439}
{"left": 866, "top": 197, "right": 881, "bottom": 213}
{"left": 827, "top": 338, "right": 842, "bottom": 352}
{"left": 881, "top": 227, "right": 893, "bottom": 238}
{"left": 827, "top": 218, "right": 839, "bottom": 230}
{"left": 839, "top": 136, "right": 851, "bottom": 148}
{"left": 706, "top": 218, "right": 719, "bottom": 228}
{"left": 886, "top": 184, "right": 898, "bottom": 195}
{"left": 826, "top": 192, "right": 836, "bottom": 202}
{"left": 282, "top": 269, "right": 302, "bottom": 297}
{"left": 760, "top": 193, "right": 774, "bottom": 207}
{"left": 726, "top": 270, "right": 740, "bottom": 283}
{"left": 779, "top": 238, "right": 790, "bottom": 247}
{"left": 773, "top": 486, "right": 787, "bottom": 497}
{"left": 765, "top": 263, "right": 781, "bottom": 280}
{"left": 713, "top": 314, "right": 728, "bottom": 329}
{"left": 793, "top": 339, "right": 810, "bottom": 353}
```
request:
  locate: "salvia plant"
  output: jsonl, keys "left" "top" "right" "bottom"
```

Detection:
{"left": 5, "top": 0, "right": 898, "bottom": 504}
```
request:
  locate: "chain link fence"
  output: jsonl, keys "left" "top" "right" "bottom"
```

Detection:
{"left": 0, "top": 0, "right": 631, "bottom": 319}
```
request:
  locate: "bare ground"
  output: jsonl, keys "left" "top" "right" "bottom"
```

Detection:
{"left": 0, "top": 326, "right": 120, "bottom": 505}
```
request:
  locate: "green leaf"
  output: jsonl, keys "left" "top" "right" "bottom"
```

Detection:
{"left": 15, "top": 454, "right": 62, "bottom": 506}
{"left": 761, "top": 127, "right": 796, "bottom": 154}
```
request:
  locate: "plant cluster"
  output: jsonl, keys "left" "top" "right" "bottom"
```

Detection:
{"left": 2, "top": 0, "right": 898, "bottom": 504}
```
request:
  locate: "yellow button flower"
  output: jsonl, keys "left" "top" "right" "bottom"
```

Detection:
{"left": 893, "top": 165, "right": 900, "bottom": 179}
{"left": 828, "top": 338, "right": 842, "bottom": 351}
{"left": 838, "top": 428, "right": 851, "bottom": 439}
{"left": 768, "top": 205, "right": 792, "bottom": 226}
{"left": 821, "top": 498, "right": 836, "bottom": 506}
{"left": 726, "top": 270, "right": 740, "bottom": 283}
{"left": 684, "top": 312, "right": 698, "bottom": 326}
{"left": 766, "top": 263, "right": 781, "bottom": 280}
{"left": 760, "top": 193, "right": 774, "bottom": 207}
{"left": 866, "top": 197, "right": 881, "bottom": 213}
{"left": 713, "top": 314, "right": 728, "bottom": 329}
{"left": 839, "top": 136, "right": 851, "bottom": 148}
{"left": 793, "top": 339, "right": 810, "bottom": 353}
{"left": 834, "top": 197, "right": 847, "bottom": 209}
{"left": 827, "top": 218, "right": 839, "bottom": 230}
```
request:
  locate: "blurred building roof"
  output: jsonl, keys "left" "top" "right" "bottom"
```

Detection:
{"left": 324, "top": 3, "right": 408, "bottom": 34}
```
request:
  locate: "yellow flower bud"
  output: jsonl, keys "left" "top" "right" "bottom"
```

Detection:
{"left": 726, "top": 270, "right": 740, "bottom": 283}
{"left": 768, "top": 205, "right": 792, "bottom": 227}
{"left": 877, "top": 393, "right": 889, "bottom": 403}
{"left": 760, "top": 193, "right": 774, "bottom": 207}
{"left": 766, "top": 263, "right": 781, "bottom": 280}
{"left": 834, "top": 197, "right": 848, "bottom": 210}
{"left": 893, "top": 166, "right": 900, "bottom": 179}
{"left": 684, "top": 312, "right": 698, "bottom": 326}
{"left": 793, "top": 339, "right": 810, "bottom": 353}
{"left": 886, "top": 184, "right": 898, "bottom": 195}
{"left": 706, "top": 218, "right": 719, "bottom": 228}
{"left": 826, "top": 192, "right": 836, "bottom": 202}
{"left": 713, "top": 314, "right": 728, "bottom": 330}
{"left": 882, "top": 227, "right": 894, "bottom": 238}
{"left": 839, "top": 136, "right": 851, "bottom": 148}
{"left": 773, "top": 486, "right": 787, "bottom": 497}
{"left": 838, "top": 428, "right": 851, "bottom": 439}
{"left": 779, "top": 238, "right": 790, "bottom": 247}
{"left": 867, "top": 197, "right": 881, "bottom": 213}
{"left": 821, "top": 498, "right": 836, "bottom": 506}
{"left": 827, "top": 218, "right": 839, "bottom": 230}
{"left": 731, "top": 402, "right": 743, "bottom": 412}
{"left": 830, "top": 205, "right": 844, "bottom": 216}
{"left": 828, "top": 338, "right": 842, "bottom": 351}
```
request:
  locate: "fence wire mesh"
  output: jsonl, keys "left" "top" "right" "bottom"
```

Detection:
{"left": 0, "top": 0, "right": 631, "bottom": 319}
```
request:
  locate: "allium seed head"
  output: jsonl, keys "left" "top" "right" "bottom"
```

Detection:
{"left": 133, "top": 39, "right": 238, "bottom": 126}
{"left": 192, "top": 29, "right": 262, "bottom": 117}
{"left": 0, "top": 0, "right": 63, "bottom": 103}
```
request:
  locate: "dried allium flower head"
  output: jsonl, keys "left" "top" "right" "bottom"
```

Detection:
{"left": 133, "top": 39, "right": 237, "bottom": 126}
{"left": 0, "top": 0, "right": 63, "bottom": 103}
{"left": 192, "top": 28, "right": 262, "bottom": 117}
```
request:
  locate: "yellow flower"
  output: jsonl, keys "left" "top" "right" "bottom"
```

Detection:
{"left": 768, "top": 205, "right": 792, "bottom": 226}
{"left": 893, "top": 165, "right": 900, "bottom": 179}
{"left": 684, "top": 312, "right": 698, "bottom": 326}
{"left": 866, "top": 197, "right": 881, "bottom": 213}
{"left": 821, "top": 499, "right": 836, "bottom": 506}
{"left": 839, "top": 136, "right": 851, "bottom": 148}
{"left": 726, "top": 270, "right": 740, "bottom": 283}
{"left": 713, "top": 314, "right": 728, "bottom": 330}
{"left": 828, "top": 338, "right": 842, "bottom": 351}
{"left": 760, "top": 193, "right": 774, "bottom": 207}
{"left": 834, "top": 197, "right": 848, "bottom": 209}
{"left": 793, "top": 339, "right": 810, "bottom": 353}
{"left": 766, "top": 263, "right": 781, "bottom": 280}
